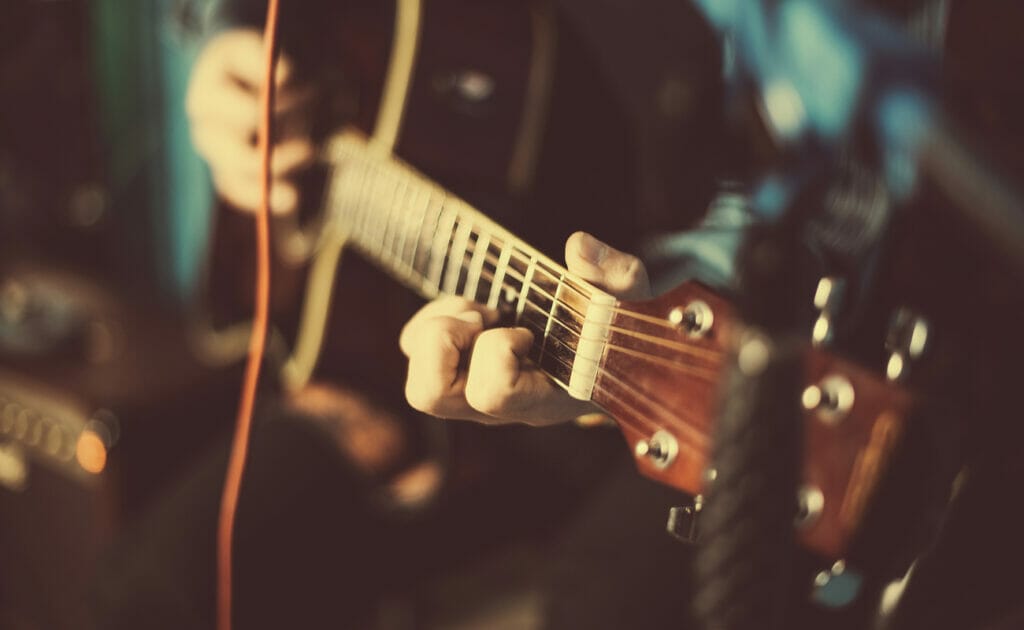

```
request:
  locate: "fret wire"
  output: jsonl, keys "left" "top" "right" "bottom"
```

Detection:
{"left": 397, "top": 177, "right": 425, "bottom": 278}
{"left": 357, "top": 164, "right": 377, "bottom": 252}
{"left": 464, "top": 228, "right": 490, "bottom": 301}
{"left": 416, "top": 189, "right": 442, "bottom": 283}
{"left": 428, "top": 200, "right": 458, "bottom": 295}
{"left": 378, "top": 168, "right": 400, "bottom": 258}
{"left": 417, "top": 190, "right": 446, "bottom": 296}
{"left": 403, "top": 181, "right": 430, "bottom": 281}
{"left": 379, "top": 172, "right": 401, "bottom": 263}
{"left": 396, "top": 180, "right": 422, "bottom": 280}
{"left": 394, "top": 178, "right": 413, "bottom": 273}
{"left": 387, "top": 177, "right": 421, "bottom": 282}
{"left": 330, "top": 162, "right": 351, "bottom": 233}
{"left": 324, "top": 166, "right": 345, "bottom": 232}
{"left": 525, "top": 318, "right": 582, "bottom": 374}
{"left": 487, "top": 236, "right": 513, "bottom": 310}
{"left": 372, "top": 167, "right": 395, "bottom": 259}
{"left": 539, "top": 273, "right": 566, "bottom": 362}
{"left": 324, "top": 141, "right": 349, "bottom": 228}
{"left": 360, "top": 163, "right": 382, "bottom": 254}
{"left": 443, "top": 212, "right": 474, "bottom": 295}
{"left": 515, "top": 251, "right": 538, "bottom": 324}
{"left": 384, "top": 175, "right": 410, "bottom": 271}
{"left": 350, "top": 164, "right": 375, "bottom": 250}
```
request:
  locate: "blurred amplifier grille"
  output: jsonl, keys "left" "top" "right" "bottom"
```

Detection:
{"left": 0, "top": 370, "right": 117, "bottom": 490}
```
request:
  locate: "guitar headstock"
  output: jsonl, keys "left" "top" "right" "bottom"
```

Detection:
{"left": 588, "top": 281, "right": 734, "bottom": 495}
{"left": 592, "top": 280, "right": 916, "bottom": 559}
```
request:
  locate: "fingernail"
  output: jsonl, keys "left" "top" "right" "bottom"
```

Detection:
{"left": 577, "top": 233, "right": 608, "bottom": 264}
{"left": 455, "top": 311, "right": 484, "bottom": 326}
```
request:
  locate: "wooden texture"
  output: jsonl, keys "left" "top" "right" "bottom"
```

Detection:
{"left": 593, "top": 282, "right": 733, "bottom": 494}
{"left": 594, "top": 282, "right": 914, "bottom": 558}
{"left": 799, "top": 350, "right": 913, "bottom": 557}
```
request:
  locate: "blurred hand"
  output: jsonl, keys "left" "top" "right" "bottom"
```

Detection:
{"left": 399, "top": 232, "right": 651, "bottom": 426}
{"left": 186, "top": 28, "right": 316, "bottom": 215}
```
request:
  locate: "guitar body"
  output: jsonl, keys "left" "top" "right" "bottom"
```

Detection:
{"left": 201, "top": 0, "right": 644, "bottom": 482}
{"left": 201, "top": 0, "right": 918, "bottom": 566}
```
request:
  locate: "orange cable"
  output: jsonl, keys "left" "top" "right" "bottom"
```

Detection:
{"left": 216, "top": 1, "right": 281, "bottom": 629}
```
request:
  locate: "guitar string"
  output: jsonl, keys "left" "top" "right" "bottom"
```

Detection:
{"left": 506, "top": 342, "right": 663, "bottom": 435}
{"left": 339, "top": 159, "right": 718, "bottom": 332}
{"left": 349, "top": 201, "right": 729, "bottom": 364}
{"left": 594, "top": 373, "right": 710, "bottom": 448}
{"left": 531, "top": 328, "right": 716, "bottom": 441}
{"left": 359, "top": 224, "right": 726, "bottom": 370}
{"left": 456, "top": 242, "right": 725, "bottom": 361}
{"left": 512, "top": 330, "right": 707, "bottom": 440}
{"left": 507, "top": 281, "right": 721, "bottom": 381}
{"left": 472, "top": 255, "right": 725, "bottom": 361}
{"left": 340, "top": 162, "right": 716, "bottom": 445}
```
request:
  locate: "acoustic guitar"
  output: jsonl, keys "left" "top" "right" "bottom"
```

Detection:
{"left": 201, "top": 0, "right": 913, "bottom": 562}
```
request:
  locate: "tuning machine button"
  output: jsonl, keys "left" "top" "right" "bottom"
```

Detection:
{"left": 801, "top": 375, "right": 855, "bottom": 425}
{"left": 634, "top": 430, "right": 679, "bottom": 469}
{"left": 885, "top": 308, "right": 929, "bottom": 382}
{"left": 811, "top": 276, "right": 846, "bottom": 347}
{"left": 669, "top": 300, "right": 714, "bottom": 338}
{"left": 666, "top": 494, "right": 703, "bottom": 544}
{"left": 795, "top": 484, "right": 825, "bottom": 528}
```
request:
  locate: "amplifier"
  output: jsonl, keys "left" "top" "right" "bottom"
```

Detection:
{"left": 0, "top": 372, "right": 117, "bottom": 630}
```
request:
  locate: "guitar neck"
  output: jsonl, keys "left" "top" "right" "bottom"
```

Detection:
{"left": 322, "top": 130, "right": 616, "bottom": 401}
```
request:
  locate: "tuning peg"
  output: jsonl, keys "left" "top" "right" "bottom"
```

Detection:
{"left": 666, "top": 495, "right": 703, "bottom": 544}
{"left": 811, "top": 277, "right": 846, "bottom": 347}
{"left": 634, "top": 430, "right": 679, "bottom": 469}
{"left": 885, "top": 308, "right": 929, "bottom": 382}
{"left": 801, "top": 374, "right": 855, "bottom": 425}
{"left": 668, "top": 300, "right": 714, "bottom": 338}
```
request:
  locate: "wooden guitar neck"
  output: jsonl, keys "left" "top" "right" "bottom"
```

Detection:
{"left": 324, "top": 129, "right": 619, "bottom": 402}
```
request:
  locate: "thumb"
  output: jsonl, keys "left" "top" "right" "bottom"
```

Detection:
{"left": 564, "top": 232, "right": 651, "bottom": 300}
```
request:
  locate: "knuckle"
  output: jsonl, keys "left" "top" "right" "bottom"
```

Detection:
{"left": 464, "top": 378, "right": 509, "bottom": 415}
{"left": 404, "top": 379, "right": 442, "bottom": 415}
{"left": 618, "top": 257, "right": 646, "bottom": 289}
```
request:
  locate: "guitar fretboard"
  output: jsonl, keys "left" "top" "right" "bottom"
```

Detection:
{"left": 322, "top": 131, "right": 615, "bottom": 400}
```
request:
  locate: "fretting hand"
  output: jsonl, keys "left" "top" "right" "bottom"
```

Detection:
{"left": 399, "top": 232, "right": 651, "bottom": 426}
